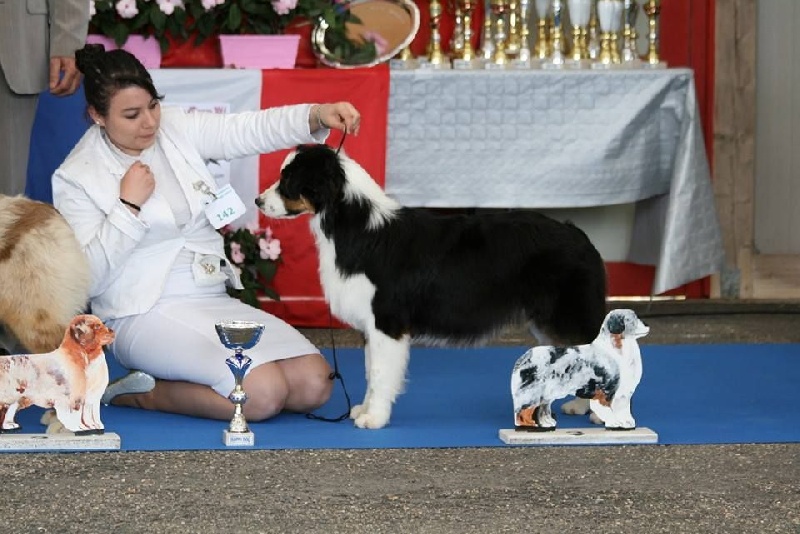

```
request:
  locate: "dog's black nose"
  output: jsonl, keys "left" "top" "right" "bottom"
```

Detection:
{"left": 254, "top": 197, "right": 262, "bottom": 208}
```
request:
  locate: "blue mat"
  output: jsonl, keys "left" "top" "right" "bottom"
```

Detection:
{"left": 13, "top": 344, "right": 800, "bottom": 450}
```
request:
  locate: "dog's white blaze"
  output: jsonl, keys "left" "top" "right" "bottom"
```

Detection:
{"left": 310, "top": 218, "right": 376, "bottom": 331}
{"left": 257, "top": 183, "right": 289, "bottom": 217}
{"left": 339, "top": 155, "right": 400, "bottom": 230}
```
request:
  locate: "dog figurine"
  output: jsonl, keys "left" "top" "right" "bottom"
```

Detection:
{"left": 511, "top": 309, "right": 649, "bottom": 431}
{"left": 0, "top": 314, "right": 114, "bottom": 434}
{"left": 0, "top": 195, "right": 91, "bottom": 354}
{"left": 256, "top": 145, "right": 607, "bottom": 429}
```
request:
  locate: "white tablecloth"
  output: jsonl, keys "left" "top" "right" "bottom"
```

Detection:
{"left": 385, "top": 68, "right": 724, "bottom": 294}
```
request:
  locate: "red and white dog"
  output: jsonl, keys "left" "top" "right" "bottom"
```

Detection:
{"left": 0, "top": 314, "right": 114, "bottom": 434}
{"left": 256, "top": 145, "right": 607, "bottom": 429}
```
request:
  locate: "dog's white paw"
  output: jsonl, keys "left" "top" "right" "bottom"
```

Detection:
{"left": 353, "top": 410, "right": 390, "bottom": 429}
{"left": 561, "top": 397, "right": 590, "bottom": 415}
{"left": 350, "top": 403, "right": 369, "bottom": 419}
{"left": 40, "top": 409, "right": 57, "bottom": 426}
{"left": 589, "top": 411, "right": 604, "bottom": 425}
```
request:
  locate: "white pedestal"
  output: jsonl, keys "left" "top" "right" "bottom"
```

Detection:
{"left": 499, "top": 427, "right": 658, "bottom": 446}
{"left": 223, "top": 430, "right": 255, "bottom": 447}
{"left": 0, "top": 432, "right": 121, "bottom": 452}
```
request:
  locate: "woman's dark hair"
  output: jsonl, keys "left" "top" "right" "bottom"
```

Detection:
{"left": 75, "top": 44, "right": 163, "bottom": 117}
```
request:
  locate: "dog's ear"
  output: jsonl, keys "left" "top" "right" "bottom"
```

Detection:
{"left": 69, "top": 317, "right": 94, "bottom": 345}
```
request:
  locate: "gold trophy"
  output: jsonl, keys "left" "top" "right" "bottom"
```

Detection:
{"left": 452, "top": 0, "right": 481, "bottom": 68}
{"left": 510, "top": 0, "right": 532, "bottom": 68}
{"left": 215, "top": 320, "right": 265, "bottom": 447}
{"left": 587, "top": 0, "right": 601, "bottom": 59}
{"left": 592, "top": 0, "right": 620, "bottom": 68}
{"left": 422, "top": 0, "right": 451, "bottom": 68}
{"left": 486, "top": 0, "right": 509, "bottom": 68}
{"left": 542, "top": 0, "right": 567, "bottom": 69}
{"left": 567, "top": 0, "right": 592, "bottom": 68}
{"left": 479, "top": 0, "right": 496, "bottom": 63}
{"left": 642, "top": 0, "right": 665, "bottom": 68}
{"left": 621, "top": 0, "right": 642, "bottom": 65}
{"left": 532, "top": 0, "right": 551, "bottom": 62}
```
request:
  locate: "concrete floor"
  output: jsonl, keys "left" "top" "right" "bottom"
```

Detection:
{"left": 1, "top": 299, "right": 798, "bottom": 533}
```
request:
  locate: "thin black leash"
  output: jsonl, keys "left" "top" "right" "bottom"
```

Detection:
{"left": 306, "top": 128, "right": 352, "bottom": 423}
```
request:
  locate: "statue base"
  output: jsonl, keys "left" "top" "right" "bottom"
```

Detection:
{"left": 499, "top": 427, "right": 658, "bottom": 446}
{"left": 223, "top": 429, "right": 255, "bottom": 447}
{"left": 0, "top": 432, "right": 121, "bottom": 452}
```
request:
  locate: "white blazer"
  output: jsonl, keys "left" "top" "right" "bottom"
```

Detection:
{"left": 53, "top": 104, "right": 325, "bottom": 320}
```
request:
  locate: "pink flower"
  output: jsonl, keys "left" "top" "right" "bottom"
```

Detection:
{"left": 361, "top": 31, "right": 388, "bottom": 56}
{"left": 270, "top": 0, "right": 298, "bottom": 15}
{"left": 230, "top": 242, "right": 245, "bottom": 264}
{"left": 115, "top": 0, "right": 139, "bottom": 19}
{"left": 259, "top": 237, "right": 281, "bottom": 261}
{"left": 156, "top": 0, "right": 184, "bottom": 15}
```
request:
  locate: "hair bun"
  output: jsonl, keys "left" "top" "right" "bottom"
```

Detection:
{"left": 75, "top": 43, "right": 106, "bottom": 74}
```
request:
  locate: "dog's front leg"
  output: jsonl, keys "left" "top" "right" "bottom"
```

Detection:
{"left": 1, "top": 402, "right": 21, "bottom": 431}
{"left": 349, "top": 340, "right": 374, "bottom": 420}
{"left": 352, "top": 330, "right": 410, "bottom": 429}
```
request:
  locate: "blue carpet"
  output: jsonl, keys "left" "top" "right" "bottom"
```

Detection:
{"left": 13, "top": 344, "right": 800, "bottom": 450}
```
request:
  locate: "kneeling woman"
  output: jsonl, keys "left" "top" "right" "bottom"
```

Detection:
{"left": 52, "top": 45, "right": 361, "bottom": 421}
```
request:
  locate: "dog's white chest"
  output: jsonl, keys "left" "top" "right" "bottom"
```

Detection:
{"left": 310, "top": 220, "right": 376, "bottom": 331}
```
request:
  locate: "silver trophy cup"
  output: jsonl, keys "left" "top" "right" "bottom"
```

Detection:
{"left": 215, "top": 320, "right": 265, "bottom": 446}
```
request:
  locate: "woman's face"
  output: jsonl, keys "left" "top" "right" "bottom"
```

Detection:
{"left": 91, "top": 86, "right": 161, "bottom": 156}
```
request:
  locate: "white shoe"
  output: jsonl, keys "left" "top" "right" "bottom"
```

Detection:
{"left": 101, "top": 371, "right": 156, "bottom": 405}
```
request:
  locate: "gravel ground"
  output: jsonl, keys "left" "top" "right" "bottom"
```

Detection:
{"left": 1, "top": 299, "right": 798, "bottom": 534}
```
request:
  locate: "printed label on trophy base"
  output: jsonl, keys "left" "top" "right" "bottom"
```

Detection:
{"left": 591, "top": 61, "right": 621, "bottom": 70}
{"left": 566, "top": 59, "right": 593, "bottom": 69}
{"left": 508, "top": 59, "right": 532, "bottom": 70}
{"left": 418, "top": 61, "right": 452, "bottom": 70}
{"left": 389, "top": 58, "right": 419, "bottom": 70}
{"left": 498, "top": 427, "right": 658, "bottom": 446}
{"left": 541, "top": 61, "right": 567, "bottom": 70}
{"left": 643, "top": 61, "right": 668, "bottom": 70}
{"left": 484, "top": 62, "right": 507, "bottom": 71}
{"left": 223, "top": 430, "right": 255, "bottom": 447}
{"left": 452, "top": 58, "right": 481, "bottom": 70}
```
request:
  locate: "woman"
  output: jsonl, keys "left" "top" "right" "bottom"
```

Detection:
{"left": 52, "top": 45, "right": 360, "bottom": 421}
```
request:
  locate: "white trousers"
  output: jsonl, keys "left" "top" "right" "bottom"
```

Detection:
{"left": 106, "top": 266, "right": 318, "bottom": 397}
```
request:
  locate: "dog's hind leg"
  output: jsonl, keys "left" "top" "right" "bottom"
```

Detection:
{"left": 352, "top": 329, "right": 410, "bottom": 429}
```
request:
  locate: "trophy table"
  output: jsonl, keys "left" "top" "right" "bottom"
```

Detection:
{"left": 215, "top": 320, "right": 265, "bottom": 447}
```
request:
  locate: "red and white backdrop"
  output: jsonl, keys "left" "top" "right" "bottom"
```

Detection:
{"left": 151, "top": 66, "right": 390, "bottom": 327}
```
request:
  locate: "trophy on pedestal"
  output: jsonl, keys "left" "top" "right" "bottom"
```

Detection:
{"left": 642, "top": 0, "right": 666, "bottom": 68}
{"left": 541, "top": 0, "right": 567, "bottom": 69}
{"left": 486, "top": 0, "right": 510, "bottom": 69}
{"left": 421, "top": 0, "right": 451, "bottom": 69}
{"left": 452, "top": 0, "right": 481, "bottom": 69}
{"left": 567, "top": 0, "right": 592, "bottom": 68}
{"left": 621, "top": 0, "right": 642, "bottom": 66}
{"left": 215, "top": 320, "right": 265, "bottom": 447}
{"left": 532, "top": 0, "right": 551, "bottom": 62}
{"left": 510, "top": 0, "right": 532, "bottom": 68}
{"left": 592, "top": 0, "right": 621, "bottom": 68}
{"left": 479, "top": 0, "right": 496, "bottom": 62}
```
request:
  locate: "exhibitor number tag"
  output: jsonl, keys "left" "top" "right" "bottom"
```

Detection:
{"left": 204, "top": 184, "right": 245, "bottom": 229}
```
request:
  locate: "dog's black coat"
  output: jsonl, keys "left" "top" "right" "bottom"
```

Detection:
{"left": 278, "top": 144, "right": 608, "bottom": 345}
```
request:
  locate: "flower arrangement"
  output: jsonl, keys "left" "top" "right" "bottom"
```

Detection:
{"left": 88, "top": 0, "right": 377, "bottom": 65}
{"left": 220, "top": 223, "right": 282, "bottom": 308}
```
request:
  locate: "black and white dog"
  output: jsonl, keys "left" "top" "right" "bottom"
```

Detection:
{"left": 256, "top": 145, "right": 607, "bottom": 429}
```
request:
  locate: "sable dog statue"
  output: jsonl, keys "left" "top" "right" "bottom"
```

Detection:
{"left": 0, "top": 315, "right": 114, "bottom": 434}
{"left": 0, "top": 195, "right": 91, "bottom": 354}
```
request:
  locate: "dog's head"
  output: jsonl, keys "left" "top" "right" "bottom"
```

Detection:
{"left": 601, "top": 309, "right": 649, "bottom": 348}
{"left": 66, "top": 314, "right": 115, "bottom": 361}
{"left": 255, "top": 144, "right": 346, "bottom": 219}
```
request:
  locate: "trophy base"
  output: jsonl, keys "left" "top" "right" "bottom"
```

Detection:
{"left": 484, "top": 62, "right": 508, "bottom": 71}
{"left": 452, "top": 58, "right": 482, "bottom": 70}
{"left": 0, "top": 432, "right": 121, "bottom": 451}
{"left": 389, "top": 58, "right": 419, "bottom": 70}
{"left": 508, "top": 58, "right": 532, "bottom": 70}
{"left": 499, "top": 427, "right": 658, "bottom": 446}
{"left": 643, "top": 61, "right": 668, "bottom": 70}
{"left": 418, "top": 60, "right": 452, "bottom": 70}
{"left": 223, "top": 430, "right": 255, "bottom": 447}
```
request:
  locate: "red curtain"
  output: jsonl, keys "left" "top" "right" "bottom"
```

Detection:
{"left": 258, "top": 66, "right": 390, "bottom": 326}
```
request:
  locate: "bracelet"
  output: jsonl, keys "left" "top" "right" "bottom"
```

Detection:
{"left": 316, "top": 105, "right": 328, "bottom": 130}
{"left": 119, "top": 198, "right": 141, "bottom": 212}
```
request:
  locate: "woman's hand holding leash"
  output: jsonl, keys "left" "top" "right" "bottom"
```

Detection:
{"left": 312, "top": 102, "right": 361, "bottom": 135}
